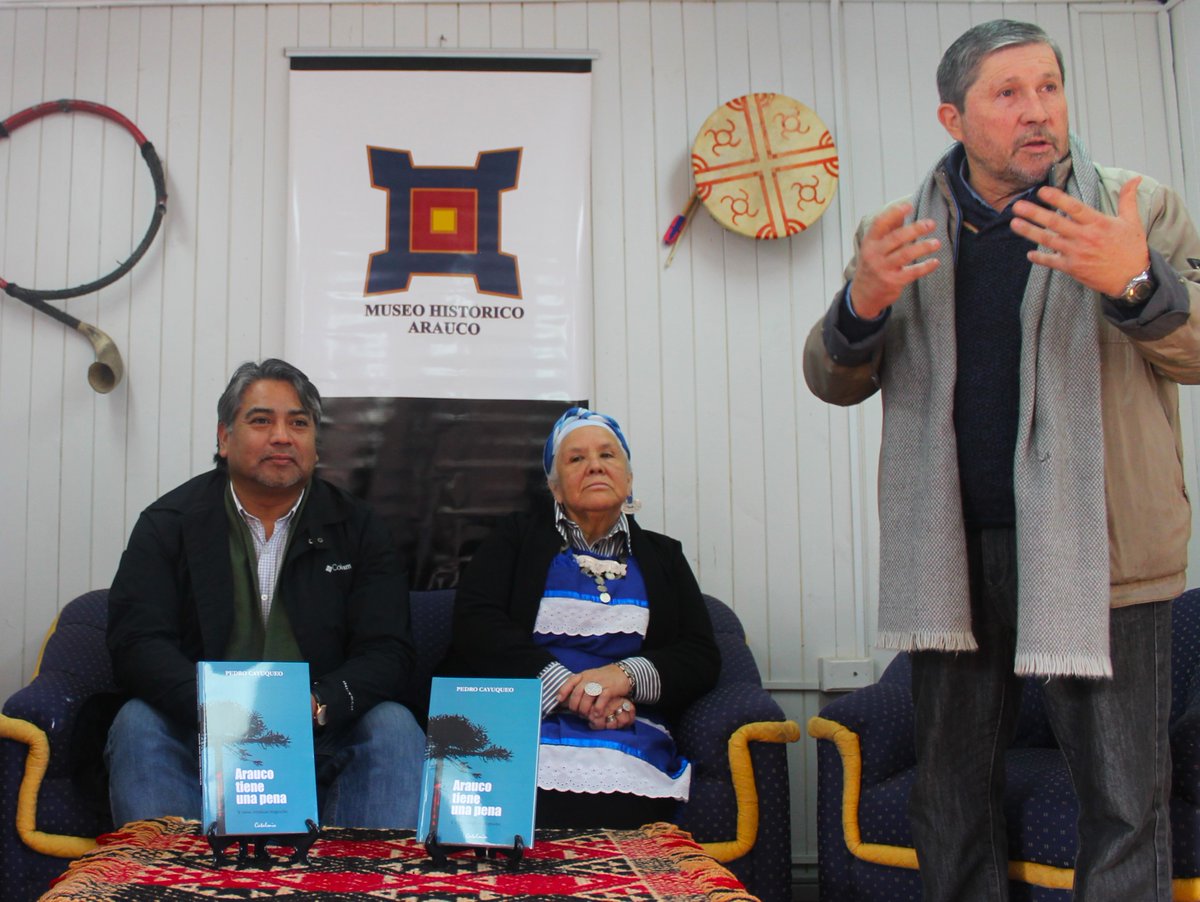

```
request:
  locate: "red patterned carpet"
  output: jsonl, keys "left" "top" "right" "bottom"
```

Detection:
{"left": 41, "top": 817, "right": 759, "bottom": 901}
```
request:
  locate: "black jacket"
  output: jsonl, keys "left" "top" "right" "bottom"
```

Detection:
{"left": 106, "top": 469, "right": 413, "bottom": 731}
{"left": 443, "top": 509, "right": 720, "bottom": 723}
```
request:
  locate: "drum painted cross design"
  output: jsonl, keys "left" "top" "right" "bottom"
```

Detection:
{"left": 692, "top": 93, "right": 839, "bottom": 240}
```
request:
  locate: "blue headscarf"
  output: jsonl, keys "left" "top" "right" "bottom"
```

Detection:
{"left": 543, "top": 407, "right": 632, "bottom": 477}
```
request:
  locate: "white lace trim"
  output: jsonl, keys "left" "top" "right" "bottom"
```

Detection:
{"left": 573, "top": 553, "right": 628, "bottom": 580}
{"left": 536, "top": 742, "right": 692, "bottom": 800}
{"left": 534, "top": 595, "right": 649, "bottom": 637}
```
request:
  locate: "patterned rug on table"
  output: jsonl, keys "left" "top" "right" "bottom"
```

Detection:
{"left": 41, "top": 817, "right": 759, "bottom": 901}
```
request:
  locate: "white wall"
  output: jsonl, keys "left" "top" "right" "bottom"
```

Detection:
{"left": 0, "top": 0, "right": 1194, "bottom": 874}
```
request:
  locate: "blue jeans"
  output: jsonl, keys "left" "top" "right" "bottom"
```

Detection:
{"left": 106, "top": 699, "right": 425, "bottom": 829}
{"left": 909, "top": 528, "right": 1173, "bottom": 901}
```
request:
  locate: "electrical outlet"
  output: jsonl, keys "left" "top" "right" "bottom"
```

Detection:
{"left": 818, "top": 657, "right": 875, "bottom": 692}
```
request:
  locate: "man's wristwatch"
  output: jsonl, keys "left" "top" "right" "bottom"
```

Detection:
{"left": 1110, "top": 267, "right": 1156, "bottom": 306}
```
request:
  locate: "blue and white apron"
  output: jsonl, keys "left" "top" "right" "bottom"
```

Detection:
{"left": 532, "top": 551, "right": 691, "bottom": 800}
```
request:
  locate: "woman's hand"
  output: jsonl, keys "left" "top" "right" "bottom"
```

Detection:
{"left": 559, "top": 663, "right": 635, "bottom": 721}
{"left": 588, "top": 696, "right": 636, "bottom": 730}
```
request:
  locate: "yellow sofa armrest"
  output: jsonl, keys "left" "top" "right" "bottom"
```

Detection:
{"left": 0, "top": 713, "right": 98, "bottom": 859}
{"left": 699, "top": 719, "right": 801, "bottom": 863}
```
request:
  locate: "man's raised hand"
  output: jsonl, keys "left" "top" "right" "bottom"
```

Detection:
{"left": 848, "top": 202, "right": 942, "bottom": 320}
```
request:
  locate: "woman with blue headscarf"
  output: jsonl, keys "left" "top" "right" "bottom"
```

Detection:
{"left": 443, "top": 408, "right": 720, "bottom": 828}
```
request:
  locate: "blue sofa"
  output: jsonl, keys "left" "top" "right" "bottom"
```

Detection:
{"left": 1, "top": 588, "right": 798, "bottom": 902}
{"left": 809, "top": 587, "right": 1200, "bottom": 901}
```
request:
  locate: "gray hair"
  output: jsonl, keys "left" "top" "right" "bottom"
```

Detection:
{"left": 937, "top": 19, "right": 1065, "bottom": 110}
{"left": 213, "top": 358, "right": 322, "bottom": 467}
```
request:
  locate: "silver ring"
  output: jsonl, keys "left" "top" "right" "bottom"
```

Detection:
{"left": 606, "top": 713, "right": 616, "bottom": 722}
{"left": 620, "top": 700, "right": 632, "bottom": 713}
{"left": 583, "top": 681, "right": 603, "bottom": 697}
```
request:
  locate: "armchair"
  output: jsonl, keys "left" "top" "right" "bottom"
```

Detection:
{"left": 2, "top": 589, "right": 799, "bottom": 902}
{"left": 808, "top": 587, "right": 1200, "bottom": 901}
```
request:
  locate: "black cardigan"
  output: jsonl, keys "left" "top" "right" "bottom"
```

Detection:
{"left": 442, "top": 509, "right": 720, "bottom": 723}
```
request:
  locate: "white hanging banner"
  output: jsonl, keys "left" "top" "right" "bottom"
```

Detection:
{"left": 286, "top": 57, "right": 593, "bottom": 400}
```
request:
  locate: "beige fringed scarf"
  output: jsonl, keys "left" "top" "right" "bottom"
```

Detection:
{"left": 874, "top": 134, "right": 1112, "bottom": 678}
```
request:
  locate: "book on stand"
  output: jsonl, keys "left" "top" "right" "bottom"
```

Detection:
{"left": 417, "top": 676, "right": 541, "bottom": 849}
{"left": 198, "top": 661, "right": 319, "bottom": 837}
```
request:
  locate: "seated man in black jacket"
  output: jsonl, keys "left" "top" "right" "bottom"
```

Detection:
{"left": 105, "top": 358, "right": 423, "bottom": 829}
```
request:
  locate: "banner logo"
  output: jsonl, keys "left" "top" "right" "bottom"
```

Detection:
{"left": 366, "top": 148, "right": 522, "bottom": 298}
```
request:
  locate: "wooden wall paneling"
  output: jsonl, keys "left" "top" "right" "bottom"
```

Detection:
{"left": 190, "top": 6, "right": 236, "bottom": 474}
{"left": 933, "top": 4, "right": 971, "bottom": 62}
{"left": 228, "top": 5, "right": 269, "bottom": 365}
{"left": 833, "top": 2, "right": 882, "bottom": 655}
{"left": 554, "top": 0, "right": 586, "bottom": 50}
{"left": 783, "top": 1, "right": 833, "bottom": 672}
{"left": 392, "top": 5, "right": 426, "bottom": 49}
{"left": 522, "top": 2, "right": 554, "bottom": 48}
{"left": 154, "top": 6, "right": 203, "bottom": 499}
{"left": 1132, "top": 11, "right": 1178, "bottom": 186}
{"left": 489, "top": 2, "right": 520, "bottom": 47}
{"left": 1072, "top": 12, "right": 1110, "bottom": 162}
{"left": 458, "top": 2, "right": 490, "bottom": 48}
{"left": 262, "top": 6, "right": 299, "bottom": 354}
{"left": 22, "top": 8, "right": 75, "bottom": 673}
{"left": 1171, "top": 0, "right": 1200, "bottom": 586}
{"left": 115, "top": 6, "right": 171, "bottom": 592}
{"left": 91, "top": 7, "right": 140, "bottom": 584}
{"left": 1152, "top": 10, "right": 1186, "bottom": 194}
{"left": 55, "top": 7, "right": 106, "bottom": 607}
{"left": 839, "top": 4, "right": 884, "bottom": 230}
{"left": 585, "top": 3, "right": 623, "bottom": 406}
{"left": 968, "top": 1, "right": 1006, "bottom": 24}
{"left": 680, "top": 1, "right": 733, "bottom": 602}
{"left": 779, "top": 0, "right": 834, "bottom": 684}
{"left": 0, "top": 8, "right": 45, "bottom": 691}
{"left": 330, "top": 4, "right": 363, "bottom": 47}
{"left": 0, "top": 8, "right": 16, "bottom": 684}
{"left": 616, "top": 2, "right": 666, "bottom": 531}
{"left": 1001, "top": 2, "right": 1038, "bottom": 23}
{"left": 872, "top": 4, "right": 918, "bottom": 200}
{"left": 0, "top": 9, "right": 12, "bottom": 399}
{"left": 1099, "top": 13, "right": 1148, "bottom": 177}
{"left": 932, "top": 2, "right": 973, "bottom": 120}
{"left": 904, "top": 3, "right": 947, "bottom": 177}
{"left": 297, "top": 4, "right": 331, "bottom": 47}
{"left": 1173, "top": 0, "right": 1200, "bottom": 217}
{"left": 796, "top": 3, "right": 864, "bottom": 676}
{"left": 713, "top": 1, "right": 769, "bottom": 654}
{"left": 362, "top": 3, "right": 393, "bottom": 46}
{"left": 745, "top": 0, "right": 801, "bottom": 682}
{"left": 427, "top": 3, "right": 458, "bottom": 47}
{"left": 649, "top": 1, "right": 701, "bottom": 560}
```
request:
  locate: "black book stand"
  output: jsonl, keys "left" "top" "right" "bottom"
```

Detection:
{"left": 205, "top": 819, "right": 321, "bottom": 868}
{"left": 423, "top": 828, "right": 526, "bottom": 871}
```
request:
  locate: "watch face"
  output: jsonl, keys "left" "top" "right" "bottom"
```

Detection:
{"left": 1123, "top": 270, "right": 1155, "bottom": 304}
{"left": 1130, "top": 278, "right": 1155, "bottom": 302}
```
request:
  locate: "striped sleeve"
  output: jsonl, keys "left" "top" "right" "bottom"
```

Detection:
{"left": 538, "top": 660, "right": 573, "bottom": 716}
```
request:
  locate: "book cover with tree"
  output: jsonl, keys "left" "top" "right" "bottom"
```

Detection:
{"left": 198, "top": 661, "right": 318, "bottom": 836}
{"left": 417, "top": 677, "right": 541, "bottom": 848}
